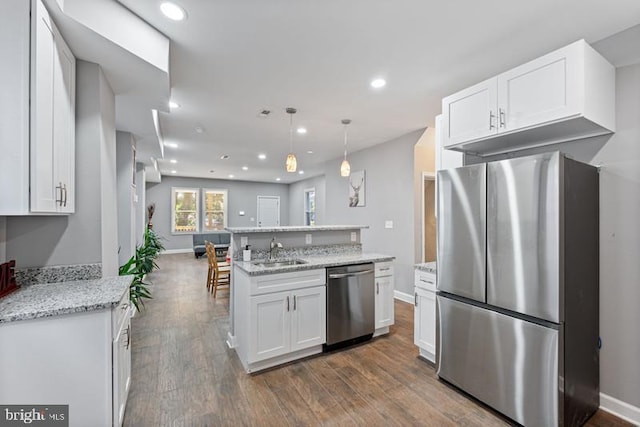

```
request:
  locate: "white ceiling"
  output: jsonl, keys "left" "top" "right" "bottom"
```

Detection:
{"left": 116, "top": 0, "right": 640, "bottom": 183}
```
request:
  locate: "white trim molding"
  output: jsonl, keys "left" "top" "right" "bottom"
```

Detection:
{"left": 394, "top": 290, "right": 414, "bottom": 305}
{"left": 600, "top": 392, "right": 640, "bottom": 425}
{"left": 162, "top": 248, "right": 193, "bottom": 255}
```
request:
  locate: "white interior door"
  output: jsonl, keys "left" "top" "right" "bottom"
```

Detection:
{"left": 257, "top": 196, "right": 280, "bottom": 227}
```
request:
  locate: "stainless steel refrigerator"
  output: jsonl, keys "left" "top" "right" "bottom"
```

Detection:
{"left": 436, "top": 152, "right": 599, "bottom": 426}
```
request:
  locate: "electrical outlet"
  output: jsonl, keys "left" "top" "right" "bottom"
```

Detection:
{"left": 385, "top": 220, "right": 393, "bottom": 229}
{"left": 305, "top": 234, "right": 312, "bottom": 244}
{"left": 240, "top": 237, "right": 248, "bottom": 247}
{"left": 350, "top": 232, "right": 357, "bottom": 242}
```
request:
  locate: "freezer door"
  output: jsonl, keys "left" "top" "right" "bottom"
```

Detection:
{"left": 436, "top": 164, "right": 486, "bottom": 302}
{"left": 487, "top": 152, "right": 561, "bottom": 323}
{"left": 436, "top": 295, "right": 560, "bottom": 426}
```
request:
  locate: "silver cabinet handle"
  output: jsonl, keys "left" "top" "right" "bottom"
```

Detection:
{"left": 329, "top": 269, "right": 374, "bottom": 279}
{"left": 415, "top": 293, "right": 418, "bottom": 306}
{"left": 124, "top": 325, "right": 131, "bottom": 350}
{"left": 293, "top": 295, "right": 296, "bottom": 311}
{"left": 376, "top": 282, "right": 379, "bottom": 295}
{"left": 56, "top": 182, "right": 63, "bottom": 206}
{"left": 121, "top": 302, "right": 129, "bottom": 311}
{"left": 499, "top": 108, "right": 505, "bottom": 128}
{"left": 286, "top": 296, "right": 290, "bottom": 312}
{"left": 62, "top": 183, "right": 67, "bottom": 207}
{"left": 489, "top": 110, "right": 496, "bottom": 130}
{"left": 379, "top": 267, "right": 391, "bottom": 271}
{"left": 420, "top": 278, "right": 434, "bottom": 285}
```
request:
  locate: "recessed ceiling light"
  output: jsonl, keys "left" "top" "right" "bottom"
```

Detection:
{"left": 220, "top": 155, "right": 229, "bottom": 160}
{"left": 160, "top": 2, "right": 186, "bottom": 21}
{"left": 169, "top": 159, "right": 177, "bottom": 163}
{"left": 242, "top": 166, "right": 248, "bottom": 171}
{"left": 297, "top": 127, "right": 307, "bottom": 134}
{"left": 298, "top": 170, "right": 304, "bottom": 175}
{"left": 258, "top": 110, "right": 271, "bottom": 118}
{"left": 228, "top": 174, "right": 234, "bottom": 179}
{"left": 209, "top": 170, "right": 215, "bottom": 173}
{"left": 169, "top": 101, "right": 180, "bottom": 109}
{"left": 371, "top": 78, "right": 386, "bottom": 89}
{"left": 307, "top": 150, "right": 313, "bottom": 154}
{"left": 275, "top": 177, "right": 281, "bottom": 181}
{"left": 170, "top": 170, "right": 177, "bottom": 174}
{"left": 258, "top": 154, "right": 266, "bottom": 160}
{"left": 164, "top": 142, "right": 178, "bottom": 148}
{"left": 195, "top": 126, "right": 204, "bottom": 134}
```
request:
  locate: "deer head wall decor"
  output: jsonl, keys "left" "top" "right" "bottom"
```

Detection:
{"left": 348, "top": 171, "right": 365, "bottom": 207}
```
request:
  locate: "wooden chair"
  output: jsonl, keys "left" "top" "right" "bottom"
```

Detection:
{"left": 205, "top": 241, "right": 231, "bottom": 297}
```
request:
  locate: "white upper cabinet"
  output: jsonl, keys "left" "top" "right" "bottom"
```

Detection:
{"left": 442, "top": 40, "right": 615, "bottom": 156}
{"left": 0, "top": 0, "right": 75, "bottom": 215}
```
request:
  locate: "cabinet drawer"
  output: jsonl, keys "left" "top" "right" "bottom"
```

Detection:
{"left": 250, "top": 269, "right": 325, "bottom": 296}
{"left": 112, "top": 291, "right": 131, "bottom": 333}
{"left": 375, "top": 262, "right": 393, "bottom": 278}
{"left": 414, "top": 270, "right": 436, "bottom": 292}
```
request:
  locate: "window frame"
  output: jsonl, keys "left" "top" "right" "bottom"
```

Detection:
{"left": 171, "top": 187, "right": 200, "bottom": 234}
{"left": 303, "top": 187, "right": 316, "bottom": 226}
{"left": 202, "top": 188, "right": 228, "bottom": 232}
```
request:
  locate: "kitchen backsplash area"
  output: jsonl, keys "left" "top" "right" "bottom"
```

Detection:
{"left": 15, "top": 263, "right": 102, "bottom": 287}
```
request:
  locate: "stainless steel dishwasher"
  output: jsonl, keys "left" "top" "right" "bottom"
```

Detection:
{"left": 324, "top": 263, "right": 375, "bottom": 351}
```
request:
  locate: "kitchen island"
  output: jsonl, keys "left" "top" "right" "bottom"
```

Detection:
{"left": 225, "top": 225, "right": 395, "bottom": 373}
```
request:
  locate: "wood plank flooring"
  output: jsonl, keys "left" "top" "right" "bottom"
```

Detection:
{"left": 124, "top": 253, "right": 631, "bottom": 426}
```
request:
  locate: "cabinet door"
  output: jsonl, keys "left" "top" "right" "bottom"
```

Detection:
{"left": 290, "top": 286, "right": 326, "bottom": 352}
{"left": 497, "top": 42, "right": 580, "bottom": 132}
{"left": 249, "top": 292, "right": 290, "bottom": 363}
{"left": 442, "top": 78, "right": 497, "bottom": 147}
{"left": 52, "top": 24, "right": 75, "bottom": 213}
{"left": 30, "top": 0, "right": 57, "bottom": 212}
{"left": 435, "top": 115, "right": 463, "bottom": 217}
{"left": 414, "top": 288, "right": 436, "bottom": 360}
{"left": 375, "top": 276, "right": 394, "bottom": 329}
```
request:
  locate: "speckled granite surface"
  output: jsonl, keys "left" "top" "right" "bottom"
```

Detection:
{"left": 235, "top": 253, "right": 394, "bottom": 276}
{"left": 244, "top": 243, "right": 362, "bottom": 261}
{"left": 0, "top": 276, "right": 132, "bottom": 324}
{"left": 15, "top": 263, "right": 102, "bottom": 287}
{"left": 415, "top": 262, "right": 437, "bottom": 274}
{"left": 226, "top": 225, "right": 369, "bottom": 233}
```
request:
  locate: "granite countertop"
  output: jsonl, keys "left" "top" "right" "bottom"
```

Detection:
{"left": 225, "top": 225, "right": 369, "bottom": 233}
{"left": 415, "top": 262, "right": 437, "bottom": 274}
{"left": 0, "top": 276, "right": 132, "bottom": 324}
{"left": 235, "top": 253, "right": 395, "bottom": 276}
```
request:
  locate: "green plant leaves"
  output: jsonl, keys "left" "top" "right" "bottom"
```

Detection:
{"left": 120, "top": 228, "right": 166, "bottom": 312}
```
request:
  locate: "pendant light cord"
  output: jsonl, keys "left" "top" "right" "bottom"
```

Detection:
{"left": 289, "top": 112, "right": 294, "bottom": 152}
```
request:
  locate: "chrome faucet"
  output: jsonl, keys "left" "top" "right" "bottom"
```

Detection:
{"left": 269, "top": 237, "right": 283, "bottom": 260}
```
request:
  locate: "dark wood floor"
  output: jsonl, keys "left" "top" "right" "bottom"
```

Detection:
{"left": 124, "top": 253, "right": 630, "bottom": 426}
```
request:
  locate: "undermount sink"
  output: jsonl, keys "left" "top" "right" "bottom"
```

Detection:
{"left": 252, "top": 259, "right": 307, "bottom": 268}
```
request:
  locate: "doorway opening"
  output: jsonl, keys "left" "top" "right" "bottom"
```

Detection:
{"left": 422, "top": 173, "right": 436, "bottom": 262}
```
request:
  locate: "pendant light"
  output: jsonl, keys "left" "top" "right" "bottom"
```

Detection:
{"left": 340, "top": 119, "right": 351, "bottom": 177}
{"left": 285, "top": 107, "right": 297, "bottom": 173}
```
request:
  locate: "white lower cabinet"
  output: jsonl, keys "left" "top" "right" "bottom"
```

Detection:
{"left": 414, "top": 270, "right": 437, "bottom": 362}
{"left": 0, "top": 292, "right": 132, "bottom": 426}
{"left": 374, "top": 262, "right": 395, "bottom": 333}
{"left": 235, "top": 268, "right": 326, "bottom": 373}
{"left": 249, "top": 286, "right": 326, "bottom": 363}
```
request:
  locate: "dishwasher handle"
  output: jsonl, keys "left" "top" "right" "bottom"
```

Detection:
{"left": 328, "top": 269, "right": 374, "bottom": 279}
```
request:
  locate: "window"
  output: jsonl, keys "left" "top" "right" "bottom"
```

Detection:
{"left": 171, "top": 187, "right": 199, "bottom": 234}
{"left": 203, "top": 189, "right": 228, "bottom": 231}
{"left": 304, "top": 188, "right": 316, "bottom": 226}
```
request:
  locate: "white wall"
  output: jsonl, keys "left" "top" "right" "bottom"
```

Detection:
{"left": 324, "top": 130, "right": 422, "bottom": 296}
{"left": 288, "top": 175, "right": 326, "bottom": 226}
{"left": 135, "top": 163, "right": 146, "bottom": 246}
{"left": 0, "top": 217, "right": 6, "bottom": 263}
{"left": 116, "top": 131, "right": 136, "bottom": 265}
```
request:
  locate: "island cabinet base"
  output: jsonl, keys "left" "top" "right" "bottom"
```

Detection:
{"left": 233, "top": 267, "right": 327, "bottom": 374}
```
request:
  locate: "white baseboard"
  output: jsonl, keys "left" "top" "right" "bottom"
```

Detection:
{"left": 394, "top": 290, "right": 414, "bottom": 304}
{"left": 162, "top": 248, "right": 193, "bottom": 255}
{"left": 226, "top": 332, "right": 236, "bottom": 349}
{"left": 600, "top": 392, "right": 640, "bottom": 425}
